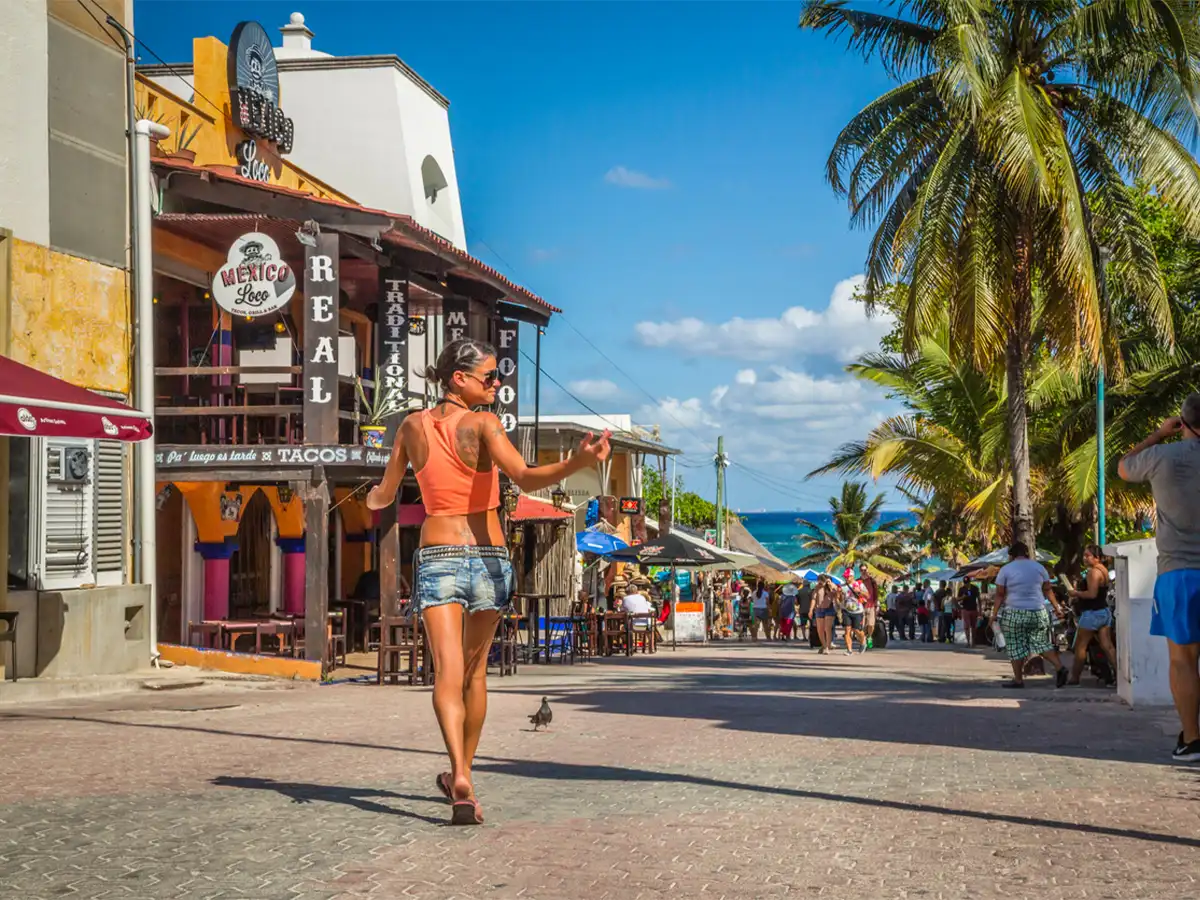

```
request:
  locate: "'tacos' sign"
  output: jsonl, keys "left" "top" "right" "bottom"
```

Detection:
{"left": 211, "top": 232, "right": 296, "bottom": 318}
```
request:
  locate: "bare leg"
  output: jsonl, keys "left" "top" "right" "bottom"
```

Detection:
{"left": 1069, "top": 629, "right": 1095, "bottom": 684}
{"left": 1096, "top": 627, "right": 1118, "bottom": 682}
{"left": 1009, "top": 658, "right": 1025, "bottom": 683}
{"left": 1166, "top": 639, "right": 1200, "bottom": 743}
{"left": 460, "top": 610, "right": 501, "bottom": 789}
{"left": 422, "top": 603, "right": 471, "bottom": 800}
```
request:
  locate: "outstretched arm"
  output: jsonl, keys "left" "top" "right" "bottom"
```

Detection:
{"left": 365, "top": 419, "right": 412, "bottom": 510}
{"left": 481, "top": 413, "right": 611, "bottom": 492}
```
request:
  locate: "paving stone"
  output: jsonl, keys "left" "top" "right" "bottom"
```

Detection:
{"left": 0, "top": 642, "right": 1197, "bottom": 899}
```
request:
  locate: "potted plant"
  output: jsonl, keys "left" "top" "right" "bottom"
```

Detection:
{"left": 170, "top": 121, "right": 202, "bottom": 163}
{"left": 355, "top": 379, "right": 420, "bottom": 448}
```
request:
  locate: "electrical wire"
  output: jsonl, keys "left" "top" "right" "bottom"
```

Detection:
{"left": 76, "top": 0, "right": 126, "bottom": 53}
{"left": 463, "top": 227, "right": 838, "bottom": 505}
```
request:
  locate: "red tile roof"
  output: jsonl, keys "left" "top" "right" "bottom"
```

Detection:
{"left": 510, "top": 495, "right": 573, "bottom": 522}
{"left": 152, "top": 157, "right": 559, "bottom": 314}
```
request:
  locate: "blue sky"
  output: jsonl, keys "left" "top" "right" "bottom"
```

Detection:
{"left": 135, "top": 0, "right": 904, "bottom": 511}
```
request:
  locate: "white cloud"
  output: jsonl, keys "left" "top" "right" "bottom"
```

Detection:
{"left": 634, "top": 363, "right": 901, "bottom": 500}
{"left": 529, "top": 247, "right": 560, "bottom": 262}
{"left": 604, "top": 165, "right": 672, "bottom": 190}
{"left": 634, "top": 275, "right": 893, "bottom": 362}
{"left": 567, "top": 378, "right": 621, "bottom": 401}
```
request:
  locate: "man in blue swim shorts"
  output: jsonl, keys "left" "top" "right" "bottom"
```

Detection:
{"left": 1120, "top": 393, "right": 1200, "bottom": 762}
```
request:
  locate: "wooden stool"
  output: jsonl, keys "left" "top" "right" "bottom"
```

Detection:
{"left": 378, "top": 615, "right": 429, "bottom": 685}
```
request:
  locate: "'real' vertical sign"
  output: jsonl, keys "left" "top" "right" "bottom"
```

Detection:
{"left": 442, "top": 295, "right": 471, "bottom": 344}
{"left": 377, "top": 269, "right": 409, "bottom": 400}
{"left": 494, "top": 318, "right": 519, "bottom": 435}
{"left": 303, "top": 233, "right": 340, "bottom": 444}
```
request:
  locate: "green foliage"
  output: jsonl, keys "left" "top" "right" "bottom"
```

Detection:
{"left": 793, "top": 481, "right": 912, "bottom": 579}
{"left": 803, "top": 0, "right": 1200, "bottom": 547}
{"left": 642, "top": 466, "right": 718, "bottom": 531}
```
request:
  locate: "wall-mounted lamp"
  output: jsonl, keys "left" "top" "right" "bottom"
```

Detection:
{"left": 155, "top": 483, "right": 173, "bottom": 511}
{"left": 551, "top": 484, "right": 568, "bottom": 510}
{"left": 501, "top": 481, "right": 519, "bottom": 515}
{"left": 277, "top": 485, "right": 294, "bottom": 506}
{"left": 408, "top": 315, "right": 427, "bottom": 336}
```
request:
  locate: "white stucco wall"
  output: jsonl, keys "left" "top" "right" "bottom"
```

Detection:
{"left": 276, "top": 60, "right": 466, "bottom": 249}
{"left": 0, "top": 0, "right": 51, "bottom": 244}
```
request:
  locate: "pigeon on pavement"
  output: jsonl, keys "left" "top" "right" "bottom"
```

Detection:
{"left": 529, "top": 697, "right": 553, "bottom": 731}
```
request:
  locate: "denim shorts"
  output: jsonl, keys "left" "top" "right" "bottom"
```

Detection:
{"left": 1077, "top": 607, "right": 1113, "bottom": 632}
{"left": 413, "top": 546, "right": 514, "bottom": 615}
{"left": 1151, "top": 568, "right": 1200, "bottom": 646}
{"left": 814, "top": 608, "right": 836, "bottom": 619}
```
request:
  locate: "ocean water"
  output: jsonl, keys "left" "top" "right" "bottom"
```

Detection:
{"left": 741, "top": 510, "right": 921, "bottom": 568}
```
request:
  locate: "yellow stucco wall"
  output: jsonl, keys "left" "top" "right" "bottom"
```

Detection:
{"left": 10, "top": 239, "right": 130, "bottom": 394}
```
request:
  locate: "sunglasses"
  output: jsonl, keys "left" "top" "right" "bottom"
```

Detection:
{"left": 462, "top": 368, "right": 501, "bottom": 387}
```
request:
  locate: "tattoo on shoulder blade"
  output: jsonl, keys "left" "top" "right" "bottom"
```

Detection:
{"left": 456, "top": 420, "right": 481, "bottom": 469}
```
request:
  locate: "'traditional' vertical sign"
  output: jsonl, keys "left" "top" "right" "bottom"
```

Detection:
{"left": 494, "top": 318, "right": 519, "bottom": 435}
{"left": 377, "top": 269, "right": 408, "bottom": 400}
{"left": 303, "top": 233, "right": 339, "bottom": 444}
{"left": 443, "top": 296, "right": 471, "bottom": 344}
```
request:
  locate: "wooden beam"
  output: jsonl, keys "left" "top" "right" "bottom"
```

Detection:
{"left": 302, "top": 470, "right": 331, "bottom": 671}
{"left": 155, "top": 365, "right": 301, "bottom": 376}
{"left": 166, "top": 172, "right": 390, "bottom": 230}
{"left": 155, "top": 405, "right": 297, "bottom": 416}
{"left": 378, "top": 502, "right": 401, "bottom": 617}
{"left": 153, "top": 227, "right": 227, "bottom": 271}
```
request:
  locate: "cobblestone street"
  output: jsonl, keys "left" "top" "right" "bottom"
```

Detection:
{"left": 2, "top": 640, "right": 1199, "bottom": 899}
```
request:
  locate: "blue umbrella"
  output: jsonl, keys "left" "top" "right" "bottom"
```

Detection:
{"left": 792, "top": 568, "right": 844, "bottom": 585}
{"left": 576, "top": 530, "right": 629, "bottom": 556}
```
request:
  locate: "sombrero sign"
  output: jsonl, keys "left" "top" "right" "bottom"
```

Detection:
{"left": 212, "top": 232, "right": 297, "bottom": 318}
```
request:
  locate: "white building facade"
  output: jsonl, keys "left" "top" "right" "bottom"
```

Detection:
{"left": 142, "top": 10, "right": 468, "bottom": 249}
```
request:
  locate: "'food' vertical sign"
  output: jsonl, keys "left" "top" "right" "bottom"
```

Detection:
{"left": 303, "top": 233, "right": 339, "bottom": 444}
{"left": 494, "top": 319, "right": 519, "bottom": 436}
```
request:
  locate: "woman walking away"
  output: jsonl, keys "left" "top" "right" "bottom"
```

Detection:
{"left": 1067, "top": 546, "right": 1118, "bottom": 687}
{"left": 367, "top": 339, "right": 610, "bottom": 825}
{"left": 809, "top": 574, "right": 837, "bottom": 654}
{"left": 751, "top": 580, "right": 770, "bottom": 641}
{"left": 993, "top": 541, "right": 1070, "bottom": 689}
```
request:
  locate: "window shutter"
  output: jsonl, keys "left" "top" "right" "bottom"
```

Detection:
{"left": 93, "top": 439, "right": 126, "bottom": 582}
{"left": 39, "top": 440, "right": 94, "bottom": 590}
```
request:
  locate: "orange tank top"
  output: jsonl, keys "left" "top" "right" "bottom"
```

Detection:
{"left": 414, "top": 407, "right": 501, "bottom": 516}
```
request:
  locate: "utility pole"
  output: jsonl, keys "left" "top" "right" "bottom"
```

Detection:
{"left": 1096, "top": 245, "right": 1111, "bottom": 548}
{"left": 714, "top": 436, "right": 728, "bottom": 548}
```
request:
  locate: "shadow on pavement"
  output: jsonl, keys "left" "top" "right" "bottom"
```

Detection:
{"left": 470, "top": 756, "right": 1200, "bottom": 849}
{"left": 210, "top": 775, "right": 445, "bottom": 824}
{"left": 5, "top": 712, "right": 1197, "bottom": 848}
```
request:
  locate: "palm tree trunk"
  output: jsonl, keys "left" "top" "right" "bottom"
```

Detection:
{"left": 1007, "top": 226, "right": 1036, "bottom": 551}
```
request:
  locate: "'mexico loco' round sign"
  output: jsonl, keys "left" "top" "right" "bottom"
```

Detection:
{"left": 211, "top": 232, "right": 297, "bottom": 318}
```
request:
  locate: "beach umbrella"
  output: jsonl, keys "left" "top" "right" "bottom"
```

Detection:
{"left": 576, "top": 529, "right": 629, "bottom": 556}
{"left": 956, "top": 547, "right": 1056, "bottom": 577}
{"left": 608, "top": 533, "right": 734, "bottom": 568}
{"left": 792, "top": 568, "right": 844, "bottom": 585}
{"left": 923, "top": 568, "right": 962, "bottom": 583}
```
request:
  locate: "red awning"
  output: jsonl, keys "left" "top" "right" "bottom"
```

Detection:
{"left": 0, "top": 356, "right": 152, "bottom": 442}
{"left": 510, "top": 495, "right": 573, "bottom": 522}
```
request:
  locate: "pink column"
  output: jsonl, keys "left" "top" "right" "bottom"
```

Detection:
{"left": 196, "top": 541, "right": 236, "bottom": 620}
{"left": 277, "top": 537, "right": 307, "bottom": 616}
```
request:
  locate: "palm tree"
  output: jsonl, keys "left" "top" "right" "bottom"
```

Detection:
{"left": 811, "top": 326, "right": 1082, "bottom": 548}
{"left": 800, "top": 0, "right": 1200, "bottom": 549}
{"left": 793, "top": 481, "right": 911, "bottom": 579}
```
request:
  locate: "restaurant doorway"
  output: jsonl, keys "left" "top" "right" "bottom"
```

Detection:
{"left": 230, "top": 490, "right": 272, "bottom": 618}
